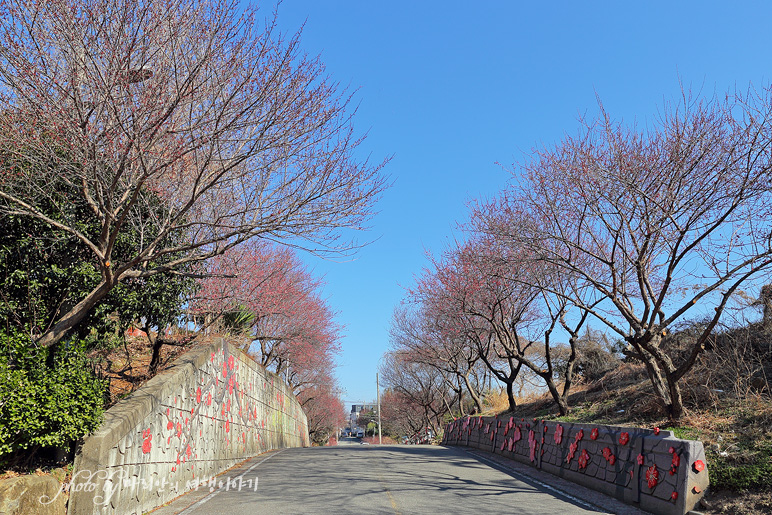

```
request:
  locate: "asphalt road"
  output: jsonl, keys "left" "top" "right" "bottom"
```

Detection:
{"left": 151, "top": 444, "right": 626, "bottom": 515}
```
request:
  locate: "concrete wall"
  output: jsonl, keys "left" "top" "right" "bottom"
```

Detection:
{"left": 68, "top": 338, "right": 309, "bottom": 515}
{"left": 442, "top": 417, "right": 709, "bottom": 515}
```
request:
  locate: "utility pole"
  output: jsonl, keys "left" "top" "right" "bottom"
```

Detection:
{"left": 377, "top": 372, "right": 382, "bottom": 445}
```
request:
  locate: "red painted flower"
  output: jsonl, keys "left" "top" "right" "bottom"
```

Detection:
{"left": 619, "top": 431, "right": 630, "bottom": 445}
{"left": 578, "top": 449, "right": 590, "bottom": 469}
{"left": 693, "top": 460, "right": 705, "bottom": 472}
{"left": 142, "top": 438, "right": 152, "bottom": 454}
{"left": 609, "top": 455, "right": 616, "bottom": 465}
{"left": 196, "top": 387, "right": 202, "bottom": 404}
{"left": 528, "top": 430, "right": 537, "bottom": 462}
{"left": 167, "top": 421, "right": 174, "bottom": 430}
{"left": 668, "top": 446, "right": 675, "bottom": 454}
{"left": 590, "top": 427, "right": 599, "bottom": 440}
{"left": 575, "top": 429, "right": 584, "bottom": 441}
{"left": 653, "top": 427, "right": 660, "bottom": 435}
{"left": 637, "top": 453, "right": 645, "bottom": 465}
{"left": 554, "top": 424, "right": 564, "bottom": 445}
{"left": 671, "top": 453, "right": 680, "bottom": 468}
{"left": 646, "top": 465, "right": 659, "bottom": 489}
{"left": 671, "top": 491, "right": 678, "bottom": 501}
{"left": 566, "top": 442, "right": 578, "bottom": 463}
{"left": 602, "top": 447, "right": 613, "bottom": 460}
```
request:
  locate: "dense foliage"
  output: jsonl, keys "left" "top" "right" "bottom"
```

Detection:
{"left": 0, "top": 330, "right": 105, "bottom": 464}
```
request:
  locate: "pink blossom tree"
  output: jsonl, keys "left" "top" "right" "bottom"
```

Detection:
{"left": 0, "top": 0, "right": 387, "bottom": 347}
{"left": 190, "top": 241, "right": 341, "bottom": 397}
{"left": 479, "top": 91, "right": 772, "bottom": 420}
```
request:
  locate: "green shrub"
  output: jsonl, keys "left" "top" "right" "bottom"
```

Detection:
{"left": 0, "top": 330, "right": 105, "bottom": 462}
{"left": 708, "top": 441, "right": 772, "bottom": 491}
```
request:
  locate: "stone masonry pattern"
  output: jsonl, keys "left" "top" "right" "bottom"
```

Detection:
{"left": 442, "top": 416, "right": 709, "bottom": 515}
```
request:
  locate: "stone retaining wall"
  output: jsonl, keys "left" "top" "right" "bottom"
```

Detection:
{"left": 68, "top": 338, "right": 309, "bottom": 515}
{"left": 442, "top": 416, "right": 708, "bottom": 515}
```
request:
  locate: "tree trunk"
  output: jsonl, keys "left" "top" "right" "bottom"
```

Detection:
{"left": 505, "top": 379, "right": 517, "bottom": 412}
{"left": 37, "top": 280, "right": 113, "bottom": 347}
{"left": 147, "top": 331, "right": 163, "bottom": 377}
{"left": 543, "top": 375, "right": 569, "bottom": 416}
{"left": 665, "top": 371, "right": 684, "bottom": 421}
{"left": 636, "top": 343, "right": 681, "bottom": 420}
{"left": 462, "top": 371, "right": 484, "bottom": 414}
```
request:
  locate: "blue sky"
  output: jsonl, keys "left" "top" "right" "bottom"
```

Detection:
{"left": 266, "top": 1, "right": 772, "bottom": 407}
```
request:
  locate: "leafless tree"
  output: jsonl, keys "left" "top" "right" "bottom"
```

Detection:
{"left": 389, "top": 304, "right": 487, "bottom": 415}
{"left": 380, "top": 350, "right": 450, "bottom": 435}
{"left": 0, "top": 0, "right": 387, "bottom": 346}
{"left": 479, "top": 90, "right": 772, "bottom": 420}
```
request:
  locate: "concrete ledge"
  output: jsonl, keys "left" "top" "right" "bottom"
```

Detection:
{"left": 442, "top": 417, "right": 709, "bottom": 515}
{"left": 68, "top": 339, "right": 309, "bottom": 515}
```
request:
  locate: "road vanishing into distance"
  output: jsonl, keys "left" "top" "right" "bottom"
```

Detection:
{"left": 153, "top": 440, "right": 645, "bottom": 515}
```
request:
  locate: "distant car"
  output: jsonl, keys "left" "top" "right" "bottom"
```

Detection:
{"left": 356, "top": 430, "right": 364, "bottom": 438}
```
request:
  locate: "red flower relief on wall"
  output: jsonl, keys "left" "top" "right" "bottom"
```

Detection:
{"left": 693, "top": 460, "right": 705, "bottom": 472}
{"left": 577, "top": 449, "right": 590, "bottom": 469}
{"left": 590, "top": 427, "right": 599, "bottom": 440}
{"left": 566, "top": 442, "right": 578, "bottom": 463}
{"left": 528, "top": 430, "right": 538, "bottom": 462}
{"left": 646, "top": 464, "right": 659, "bottom": 489}
{"left": 513, "top": 426, "right": 522, "bottom": 442}
{"left": 554, "top": 424, "right": 564, "bottom": 445}
{"left": 619, "top": 431, "right": 630, "bottom": 445}
{"left": 669, "top": 452, "right": 681, "bottom": 475}
{"left": 637, "top": 453, "right": 645, "bottom": 465}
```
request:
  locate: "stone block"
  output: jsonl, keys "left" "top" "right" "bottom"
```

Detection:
{"left": 0, "top": 474, "right": 67, "bottom": 515}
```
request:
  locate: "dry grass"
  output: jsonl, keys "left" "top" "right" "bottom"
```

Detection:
{"left": 91, "top": 333, "right": 213, "bottom": 406}
{"left": 482, "top": 388, "right": 543, "bottom": 416}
